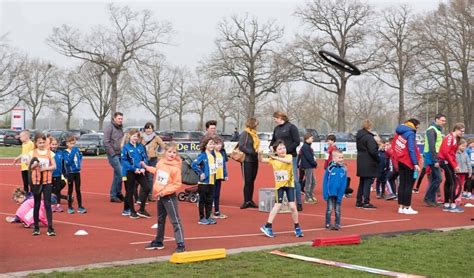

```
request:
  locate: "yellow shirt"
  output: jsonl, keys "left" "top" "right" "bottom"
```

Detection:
{"left": 20, "top": 141, "right": 35, "bottom": 171}
{"left": 268, "top": 154, "right": 294, "bottom": 189}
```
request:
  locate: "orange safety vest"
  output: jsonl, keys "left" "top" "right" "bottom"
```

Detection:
{"left": 31, "top": 149, "right": 53, "bottom": 185}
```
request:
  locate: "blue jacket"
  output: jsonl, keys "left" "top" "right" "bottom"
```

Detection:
{"left": 191, "top": 151, "right": 217, "bottom": 185}
{"left": 395, "top": 124, "right": 419, "bottom": 166}
{"left": 121, "top": 142, "right": 148, "bottom": 176}
{"left": 299, "top": 142, "right": 317, "bottom": 169}
{"left": 377, "top": 149, "right": 389, "bottom": 178}
{"left": 65, "top": 147, "right": 82, "bottom": 173}
{"left": 52, "top": 149, "right": 68, "bottom": 177}
{"left": 466, "top": 146, "right": 474, "bottom": 168}
{"left": 322, "top": 161, "right": 347, "bottom": 204}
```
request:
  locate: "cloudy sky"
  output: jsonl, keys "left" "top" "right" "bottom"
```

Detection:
{"left": 0, "top": 0, "right": 442, "bottom": 129}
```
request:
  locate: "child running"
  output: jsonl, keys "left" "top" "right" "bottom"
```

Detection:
{"left": 323, "top": 149, "right": 347, "bottom": 230}
{"left": 12, "top": 130, "right": 35, "bottom": 193}
{"left": 65, "top": 136, "right": 86, "bottom": 214}
{"left": 50, "top": 137, "right": 68, "bottom": 212}
{"left": 143, "top": 142, "right": 185, "bottom": 253}
{"left": 191, "top": 135, "right": 220, "bottom": 225}
{"left": 213, "top": 137, "right": 228, "bottom": 219}
{"left": 27, "top": 133, "right": 57, "bottom": 236}
{"left": 121, "top": 129, "right": 151, "bottom": 219}
{"left": 259, "top": 139, "right": 303, "bottom": 238}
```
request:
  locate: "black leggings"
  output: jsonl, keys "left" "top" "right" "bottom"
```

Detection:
{"left": 397, "top": 163, "right": 415, "bottom": 206}
{"left": 33, "top": 184, "right": 53, "bottom": 229}
{"left": 68, "top": 173, "right": 82, "bottom": 208}
{"left": 415, "top": 167, "right": 427, "bottom": 190}
{"left": 124, "top": 171, "right": 149, "bottom": 213}
{"left": 52, "top": 177, "right": 67, "bottom": 204}
{"left": 387, "top": 171, "right": 399, "bottom": 194}
{"left": 198, "top": 184, "right": 214, "bottom": 219}
{"left": 242, "top": 161, "right": 258, "bottom": 203}
{"left": 21, "top": 170, "right": 29, "bottom": 193}
{"left": 440, "top": 161, "right": 457, "bottom": 204}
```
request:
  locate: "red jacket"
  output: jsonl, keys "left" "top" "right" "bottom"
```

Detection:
{"left": 438, "top": 133, "right": 458, "bottom": 169}
{"left": 324, "top": 145, "right": 337, "bottom": 169}
{"left": 392, "top": 133, "right": 420, "bottom": 170}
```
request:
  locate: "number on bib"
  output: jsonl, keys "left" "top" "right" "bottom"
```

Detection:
{"left": 274, "top": 170, "right": 289, "bottom": 182}
{"left": 21, "top": 155, "right": 29, "bottom": 164}
{"left": 216, "top": 158, "right": 224, "bottom": 168}
{"left": 38, "top": 158, "right": 50, "bottom": 168}
{"left": 209, "top": 164, "right": 217, "bottom": 175}
{"left": 156, "top": 170, "right": 170, "bottom": 185}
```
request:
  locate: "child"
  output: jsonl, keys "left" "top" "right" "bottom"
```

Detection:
{"left": 143, "top": 142, "right": 185, "bottom": 253}
{"left": 50, "top": 137, "right": 68, "bottom": 212}
{"left": 322, "top": 149, "right": 347, "bottom": 230}
{"left": 259, "top": 139, "right": 303, "bottom": 238}
{"left": 12, "top": 130, "right": 35, "bottom": 193}
{"left": 27, "top": 133, "right": 57, "bottom": 236}
{"left": 375, "top": 136, "right": 389, "bottom": 199}
{"left": 121, "top": 129, "right": 151, "bottom": 219}
{"left": 64, "top": 136, "right": 86, "bottom": 214}
{"left": 455, "top": 139, "right": 471, "bottom": 204}
{"left": 213, "top": 137, "right": 228, "bottom": 219}
{"left": 324, "top": 134, "right": 337, "bottom": 169}
{"left": 6, "top": 188, "right": 55, "bottom": 228}
{"left": 386, "top": 137, "right": 399, "bottom": 198}
{"left": 299, "top": 133, "right": 318, "bottom": 204}
{"left": 191, "top": 135, "right": 220, "bottom": 225}
{"left": 463, "top": 139, "right": 474, "bottom": 199}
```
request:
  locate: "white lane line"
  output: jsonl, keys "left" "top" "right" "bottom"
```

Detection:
{"left": 129, "top": 219, "right": 411, "bottom": 245}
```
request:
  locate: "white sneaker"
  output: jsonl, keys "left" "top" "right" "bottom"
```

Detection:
{"left": 398, "top": 207, "right": 404, "bottom": 214}
{"left": 404, "top": 207, "right": 418, "bottom": 215}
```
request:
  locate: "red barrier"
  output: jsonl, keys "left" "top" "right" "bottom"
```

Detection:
{"left": 312, "top": 234, "right": 361, "bottom": 247}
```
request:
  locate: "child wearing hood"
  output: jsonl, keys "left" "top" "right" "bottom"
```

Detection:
{"left": 143, "top": 142, "right": 185, "bottom": 253}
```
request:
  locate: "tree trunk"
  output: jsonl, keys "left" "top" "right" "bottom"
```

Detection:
{"left": 461, "top": 66, "right": 472, "bottom": 132}
{"left": 399, "top": 76, "right": 405, "bottom": 123}
{"left": 221, "top": 115, "right": 226, "bottom": 132}
{"left": 337, "top": 78, "right": 347, "bottom": 132}
{"left": 178, "top": 113, "right": 183, "bottom": 131}
{"left": 98, "top": 117, "right": 105, "bottom": 130}
{"left": 66, "top": 113, "right": 71, "bottom": 130}
{"left": 32, "top": 114, "right": 37, "bottom": 129}
{"left": 110, "top": 73, "right": 118, "bottom": 118}
{"left": 248, "top": 87, "right": 256, "bottom": 119}
{"left": 155, "top": 115, "right": 160, "bottom": 130}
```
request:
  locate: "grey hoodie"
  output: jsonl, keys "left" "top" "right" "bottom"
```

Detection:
{"left": 104, "top": 121, "right": 124, "bottom": 156}
{"left": 456, "top": 151, "right": 472, "bottom": 175}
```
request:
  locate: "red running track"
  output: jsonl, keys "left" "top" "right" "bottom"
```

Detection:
{"left": 0, "top": 158, "right": 472, "bottom": 273}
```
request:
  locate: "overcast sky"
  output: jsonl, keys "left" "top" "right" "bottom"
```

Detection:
{"left": 0, "top": 0, "right": 443, "bottom": 129}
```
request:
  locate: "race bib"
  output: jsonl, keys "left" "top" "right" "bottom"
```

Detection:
{"left": 156, "top": 170, "right": 170, "bottom": 185}
{"left": 21, "top": 155, "right": 29, "bottom": 164}
{"left": 274, "top": 170, "right": 289, "bottom": 182}
{"left": 216, "top": 158, "right": 224, "bottom": 168}
{"left": 38, "top": 158, "right": 50, "bottom": 168}
{"left": 209, "top": 164, "right": 217, "bottom": 175}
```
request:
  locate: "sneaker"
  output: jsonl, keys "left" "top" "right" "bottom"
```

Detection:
{"left": 137, "top": 210, "right": 151, "bottom": 219}
{"left": 214, "top": 212, "right": 228, "bottom": 219}
{"left": 424, "top": 199, "right": 436, "bottom": 207}
{"left": 311, "top": 197, "right": 318, "bottom": 203}
{"left": 117, "top": 194, "right": 125, "bottom": 201}
{"left": 67, "top": 208, "right": 75, "bottom": 214}
{"left": 148, "top": 196, "right": 156, "bottom": 202}
{"left": 55, "top": 204, "right": 64, "bottom": 212}
{"left": 363, "top": 203, "right": 377, "bottom": 210}
{"left": 78, "top": 207, "right": 87, "bottom": 214}
{"left": 240, "top": 202, "right": 250, "bottom": 209}
{"left": 450, "top": 205, "right": 464, "bottom": 213}
{"left": 129, "top": 212, "right": 140, "bottom": 219}
{"left": 297, "top": 204, "right": 303, "bottom": 212}
{"left": 356, "top": 203, "right": 363, "bottom": 208}
{"left": 248, "top": 201, "right": 258, "bottom": 208}
{"left": 385, "top": 194, "right": 397, "bottom": 200}
{"left": 260, "top": 225, "right": 275, "bottom": 238}
{"left": 325, "top": 224, "right": 331, "bottom": 229}
{"left": 294, "top": 227, "right": 304, "bottom": 237}
{"left": 198, "top": 218, "right": 210, "bottom": 225}
{"left": 5, "top": 216, "right": 16, "bottom": 223}
{"left": 398, "top": 207, "right": 404, "bottom": 214}
{"left": 208, "top": 217, "right": 217, "bottom": 224}
{"left": 404, "top": 207, "right": 418, "bottom": 215}
{"left": 47, "top": 228, "right": 56, "bottom": 236}
{"left": 110, "top": 197, "right": 122, "bottom": 203}
{"left": 333, "top": 225, "right": 341, "bottom": 230}
{"left": 32, "top": 227, "right": 40, "bottom": 236}
{"left": 412, "top": 189, "right": 419, "bottom": 194}
{"left": 176, "top": 243, "right": 186, "bottom": 253}
{"left": 121, "top": 209, "right": 131, "bottom": 216}
{"left": 376, "top": 193, "right": 382, "bottom": 199}
{"left": 442, "top": 205, "right": 452, "bottom": 212}
{"left": 145, "top": 241, "right": 164, "bottom": 250}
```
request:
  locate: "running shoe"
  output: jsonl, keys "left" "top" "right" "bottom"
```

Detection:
{"left": 67, "top": 208, "right": 75, "bottom": 214}
{"left": 145, "top": 241, "right": 164, "bottom": 250}
{"left": 294, "top": 227, "right": 304, "bottom": 237}
{"left": 47, "top": 228, "right": 56, "bottom": 236}
{"left": 121, "top": 209, "right": 131, "bottom": 216}
{"left": 32, "top": 227, "right": 40, "bottom": 236}
{"left": 78, "top": 207, "right": 87, "bottom": 214}
{"left": 137, "top": 210, "right": 151, "bottom": 219}
{"left": 198, "top": 218, "right": 210, "bottom": 225}
{"left": 260, "top": 225, "right": 275, "bottom": 238}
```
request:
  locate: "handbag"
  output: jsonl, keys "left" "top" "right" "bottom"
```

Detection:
{"left": 230, "top": 133, "right": 248, "bottom": 163}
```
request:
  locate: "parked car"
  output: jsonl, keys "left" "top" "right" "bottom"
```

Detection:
{"left": 124, "top": 126, "right": 145, "bottom": 133}
{"left": 258, "top": 132, "right": 273, "bottom": 141}
{"left": 329, "top": 132, "right": 356, "bottom": 142}
{"left": 47, "top": 130, "right": 71, "bottom": 149}
{"left": 155, "top": 131, "right": 173, "bottom": 142}
{"left": 76, "top": 133, "right": 106, "bottom": 156}
{"left": 3, "top": 130, "right": 21, "bottom": 146}
{"left": 220, "top": 133, "right": 233, "bottom": 142}
{"left": 69, "top": 129, "right": 94, "bottom": 140}
{"left": 298, "top": 128, "right": 319, "bottom": 142}
{"left": 171, "top": 131, "right": 204, "bottom": 142}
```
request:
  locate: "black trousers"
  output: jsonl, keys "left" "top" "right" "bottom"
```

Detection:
{"left": 52, "top": 177, "right": 67, "bottom": 204}
{"left": 242, "top": 161, "right": 259, "bottom": 203}
{"left": 387, "top": 171, "right": 399, "bottom": 194}
{"left": 21, "top": 170, "right": 29, "bottom": 193}
{"left": 440, "top": 161, "right": 457, "bottom": 204}
{"left": 356, "top": 177, "right": 374, "bottom": 205}
{"left": 415, "top": 167, "right": 427, "bottom": 190}
{"left": 33, "top": 183, "right": 53, "bottom": 229}
{"left": 124, "top": 171, "right": 149, "bottom": 212}
{"left": 198, "top": 184, "right": 214, "bottom": 219}
{"left": 67, "top": 172, "right": 82, "bottom": 208}
{"left": 397, "top": 163, "right": 415, "bottom": 206}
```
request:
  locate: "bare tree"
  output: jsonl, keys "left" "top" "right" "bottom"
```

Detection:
{"left": 211, "top": 80, "right": 240, "bottom": 132}
{"left": 0, "top": 36, "right": 25, "bottom": 115}
{"left": 288, "top": 0, "right": 380, "bottom": 131}
{"left": 48, "top": 4, "right": 172, "bottom": 117}
{"left": 203, "top": 14, "right": 290, "bottom": 118}
{"left": 20, "top": 59, "right": 54, "bottom": 128}
{"left": 130, "top": 55, "right": 173, "bottom": 129}
{"left": 169, "top": 67, "right": 192, "bottom": 131}
{"left": 373, "top": 5, "right": 419, "bottom": 123}
{"left": 191, "top": 73, "right": 217, "bottom": 130}
{"left": 50, "top": 69, "right": 82, "bottom": 130}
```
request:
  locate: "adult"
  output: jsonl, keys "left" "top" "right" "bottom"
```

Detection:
{"left": 270, "top": 111, "right": 303, "bottom": 211}
{"left": 141, "top": 122, "right": 165, "bottom": 202}
{"left": 104, "top": 112, "right": 125, "bottom": 203}
{"left": 393, "top": 119, "right": 421, "bottom": 214}
{"left": 231, "top": 127, "right": 239, "bottom": 142}
{"left": 355, "top": 119, "right": 380, "bottom": 209}
{"left": 239, "top": 118, "right": 260, "bottom": 209}
{"left": 204, "top": 120, "right": 217, "bottom": 137}
{"left": 423, "top": 113, "right": 447, "bottom": 207}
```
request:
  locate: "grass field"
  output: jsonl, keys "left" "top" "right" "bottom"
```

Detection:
{"left": 0, "top": 146, "right": 21, "bottom": 158}
{"left": 31, "top": 229, "right": 472, "bottom": 277}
